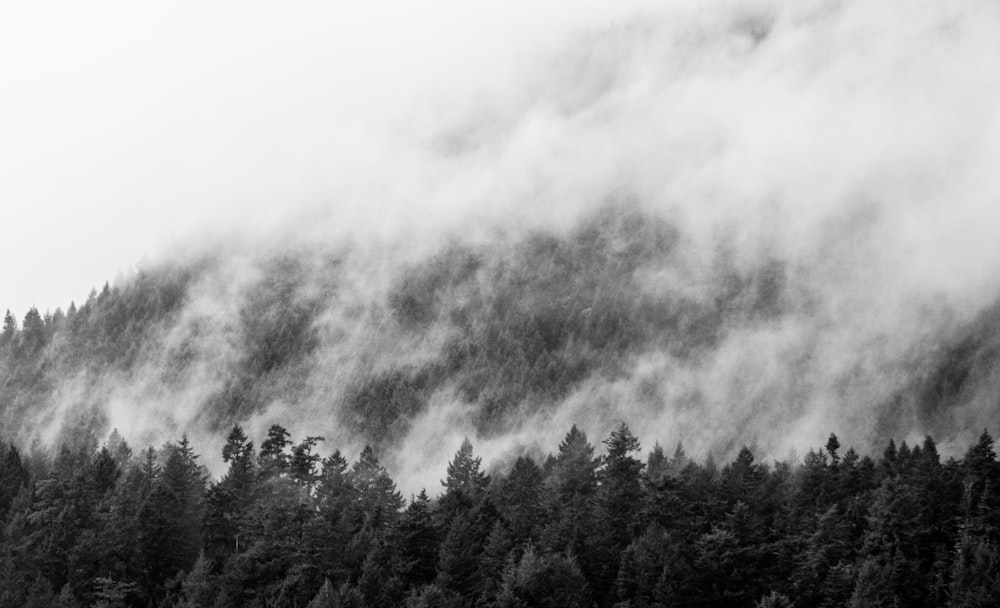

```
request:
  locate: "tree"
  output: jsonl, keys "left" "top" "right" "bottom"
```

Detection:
{"left": 350, "top": 446, "right": 403, "bottom": 529}
{"left": 476, "top": 521, "right": 514, "bottom": 604}
{"left": 437, "top": 512, "right": 485, "bottom": 599}
{"left": 615, "top": 523, "right": 688, "bottom": 607}
{"left": 962, "top": 429, "right": 998, "bottom": 525}
{"left": 826, "top": 433, "right": 841, "bottom": 466}
{"left": 19, "top": 308, "right": 47, "bottom": 355}
{"left": 720, "top": 446, "right": 764, "bottom": 505}
{"left": 391, "top": 490, "right": 439, "bottom": 588}
{"left": 948, "top": 527, "right": 1000, "bottom": 607}
{"left": 221, "top": 425, "right": 255, "bottom": 474}
{"left": 644, "top": 443, "right": 669, "bottom": 486}
{"left": 539, "top": 426, "right": 601, "bottom": 578}
{"left": 498, "top": 455, "right": 544, "bottom": 543}
{"left": 494, "top": 547, "right": 592, "bottom": 608}
{"left": 291, "top": 436, "right": 325, "bottom": 487}
{"left": 440, "top": 438, "right": 489, "bottom": 521}
{"left": 0, "top": 444, "right": 29, "bottom": 521}
{"left": 546, "top": 426, "right": 600, "bottom": 501}
{"left": 147, "top": 439, "right": 206, "bottom": 578}
{"left": 0, "top": 309, "right": 16, "bottom": 348}
{"left": 591, "top": 423, "right": 645, "bottom": 603}
{"left": 87, "top": 446, "right": 121, "bottom": 496}
{"left": 204, "top": 426, "right": 257, "bottom": 560}
{"left": 258, "top": 424, "right": 292, "bottom": 477}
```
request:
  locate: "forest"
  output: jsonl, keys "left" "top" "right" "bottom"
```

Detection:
{"left": 0, "top": 422, "right": 999, "bottom": 607}
{"left": 1, "top": 208, "right": 1000, "bottom": 607}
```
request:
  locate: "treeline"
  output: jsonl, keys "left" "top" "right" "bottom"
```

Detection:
{"left": 1, "top": 425, "right": 999, "bottom": 608}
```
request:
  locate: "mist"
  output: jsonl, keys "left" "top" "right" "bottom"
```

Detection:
{"left": 4, "top": 0, "right": 1000, "bottom": 493}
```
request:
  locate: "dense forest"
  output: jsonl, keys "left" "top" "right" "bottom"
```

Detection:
{"left": 6, "top": 0, "right": 1000, "bottom": 604}
{"left": 1, "top": 423, "right": 999, "bottom": 607}
{"left": 3, "top": 207, "right": 1000, "bottom": 605}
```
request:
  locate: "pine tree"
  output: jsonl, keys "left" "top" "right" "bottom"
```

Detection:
{"left": 498, "top": 455, "right": 544, "bottom": 543}
{"left": 644, "top": 442, "right": 669, "bottom": 486}
{"left": 539, "top": 426, "right": 600, "bottom": 576}
{"left": 176, "top": 552, "right": 215, "bottom": 608}
{"left": 350, "top": 446, "right": 403, "bottom": 529}
{"left": 591, "top": 423, "right": 645, "bottom": 604}
{"left": 291, "top": 436, "right": 325, "bottom": 487}
{"left": 392, "top": 490, "right": 439, "bottom": 588}
{"left": 205, "top": 425, "right": 257, "bottom": 560}
{"left": 258, "top": 424, "right": 292, "bottom": 477}
{"left": 441, "top": 438, "right": 489, "bottom": 515}
{"left": 615, "top": 523, "right": 686, "bottom": 607}
{"left": 494, "top": 546, "right": 592, "bottom": 608}
{"left": 948, "top": 526, "right": 1000, "bottom": 607}
{"left": 19, "top": 308, "right": 47, "bottom": 355}
{"left": 0, "top": 309, "right": 17, "bottom": 348}
{"left": 0, "top": 443, "right": 29, "bottom": 521}
{"left": 546, "top": 426, "right": 600, "bottom": 501}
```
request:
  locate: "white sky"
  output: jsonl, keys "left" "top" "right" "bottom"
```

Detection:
{"left": 0, "top": 1, "right": 660, "bottom": 318}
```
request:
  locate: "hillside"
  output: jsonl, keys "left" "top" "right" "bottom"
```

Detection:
{"left": 1, "top": 204, "right": 997, "bottom": 486}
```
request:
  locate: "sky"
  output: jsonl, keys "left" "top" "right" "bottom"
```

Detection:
{"left": 5, "top": 0, "right": 1000, "bottom": 323}
{"left": 0, "top": 0, "right": 662, "bottom": 318}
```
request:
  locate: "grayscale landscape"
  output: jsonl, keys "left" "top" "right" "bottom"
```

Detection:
{"left": 1, "top": 1, "right": 999, "bottom": 606}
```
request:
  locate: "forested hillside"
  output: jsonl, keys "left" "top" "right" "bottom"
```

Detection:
{"left": 2, "top": 205, "right": 998, "bottom": 488}
{"left": 1, "top": 423, "right": 998, "bottom": 607}
{"left": 6, "top": 0, "right": 1000, "bottom": 605}
{"left": 0, "top": 206, "right": 793, "bottom": 463}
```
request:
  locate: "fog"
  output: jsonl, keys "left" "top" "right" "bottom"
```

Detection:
{"left": 4, "top": 0, "right": 1000, "bottom": 492}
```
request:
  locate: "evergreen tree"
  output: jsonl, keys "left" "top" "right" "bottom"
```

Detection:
{"left": 0, "top": 444, "right": 29, "bottom": 521}
{"left": 291, "top": 436, "right": 325, "bottom": 487}
{"left": 391, "top": 490, "right": 439, "bottom": 588}
{"left": 591, "top": 423, "right": 644, "bottom": 604}
{"left": 497, "top": 455, "right": 544, "bottom": 543}
{"left": 494, "top": 546, "right": 592, "bottom": 608}
{"left": 0, "top": 310, "right": 17, "bottom": 349}
{"left": 547, "top": 426, "right": 600, "bottom": 501}
{"left": 948, "top": 526, "right": 1000, "bottom": 607}
{"left": 350, "top": 446, "right": 403, "bottom": 529}
{"left": 615, "top": 522, "right": 688, "bottom": 607}
{"left": 440, "top": 438, "right": 489, "bottom": 522}
{"left": 258, "top": 424, "right": 292, "bottom": 477}
{"left": 204, "top": 425, "right": 257, "bottom": 560}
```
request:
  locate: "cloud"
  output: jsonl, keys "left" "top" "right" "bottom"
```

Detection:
{"left": 6, "top": 0, "right": 1000, "bottom": 490}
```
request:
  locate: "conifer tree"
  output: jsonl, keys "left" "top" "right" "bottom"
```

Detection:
{"left": 258, "top": 424, "right": 292, "bottom": 477}
{"left": 350, "top": 446, "right": 403, "bottom": 528}
{"left": 440, "top": 438, "right": 489, "bottom": 522}
{"left": 392, "top": 490, "right": 439, "bottom": 588}
{"left": 494, "top": 546, "right": 592, "bottom": 608}
{"left": 0, "top": 310, "right": 17, "bottom": 348}
{"left": 499, "top": 455, "right": 544, "bottom": 543}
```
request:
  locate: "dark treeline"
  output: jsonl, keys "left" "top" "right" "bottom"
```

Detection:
{"left": 1, "top": 424, "right": 999, "bottom": 608}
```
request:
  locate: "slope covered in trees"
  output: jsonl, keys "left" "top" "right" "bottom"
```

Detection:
{"left": 2, "top": 204, "right": 996, "bottom": 479}
{"left": 0, "top": 425, "right": 998, "bottom": 607}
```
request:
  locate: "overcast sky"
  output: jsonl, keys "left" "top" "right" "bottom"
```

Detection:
{"left": 0, "top": 1, "right": 663, "bottom": 318}
{"left": 5, "top": 0, "right": 1000, "bottom": 325}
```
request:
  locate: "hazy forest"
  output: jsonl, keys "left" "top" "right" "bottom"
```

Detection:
{"left": 7, "top": 0, "right": 1000, "bottom": 605}
{"left": 1, "top": 208, "right": 1000, "bottom": 607}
